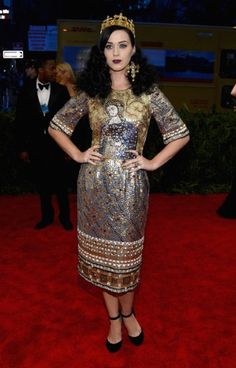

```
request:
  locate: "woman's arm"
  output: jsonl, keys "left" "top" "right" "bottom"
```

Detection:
{"left": 147, "top": 135, "right": 189, "bottom": 171}
{"left": 231, "top": 84, "right": 236, "bottom": 97}
{"left": 123, "top": 135, "right": 189, "bottom": 171}
{"left": 48, "top": 127, "right": 101, "bottom": 164}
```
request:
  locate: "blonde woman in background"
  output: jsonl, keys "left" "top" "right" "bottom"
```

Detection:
{"left": 56, "top": 62, "right": 77, "bottom": 97}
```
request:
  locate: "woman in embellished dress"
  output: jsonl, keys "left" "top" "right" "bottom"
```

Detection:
{"left": 48, "top": 14, "right": 190, "bottom": 352}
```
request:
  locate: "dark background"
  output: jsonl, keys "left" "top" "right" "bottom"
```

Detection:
{"left": 1, "top": 0, "right": 236, "bottom": 50}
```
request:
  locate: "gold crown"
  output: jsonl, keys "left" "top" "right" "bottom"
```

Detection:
{"left": 100, "top": 13, "right": 135, "bottom": 37}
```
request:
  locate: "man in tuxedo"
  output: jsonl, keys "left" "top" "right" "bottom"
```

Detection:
{"left": 15, "top": 57, "right": 73, "bottom": 230}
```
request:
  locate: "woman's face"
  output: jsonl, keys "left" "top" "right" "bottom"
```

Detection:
{"left": 56, "top": 68, "right": 65, "bottom": 83}
{"left": 56, "top": 68, "right": 72, "bottom": 84}
{"left": 104, "top": 30, "right": 135, "bottom": 73}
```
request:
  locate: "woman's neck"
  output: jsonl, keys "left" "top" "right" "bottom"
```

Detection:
{"left": 66, "top": 83, "right": 77, "bottom": 97}
{"left": 110, "top": 71, "right": 130, "bottom": 91}
{"left": 59, "top": 81, "right": 76, "bottom": 97}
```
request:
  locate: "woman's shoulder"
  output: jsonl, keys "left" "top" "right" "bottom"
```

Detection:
{"left": 149, "top": 83, "right": 161, "bottom": 94}
{"left": 140, "top": 83, "right": 161, "bottom": 100}
{"left": 63, "top": 91, "right": 89, "bottom": 110}
{"left": 74, "top": 90, "right": 89, "bottom": 100}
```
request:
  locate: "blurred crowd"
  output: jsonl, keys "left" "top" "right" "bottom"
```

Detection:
{"left": 0, "top": 58, "right": 78, "bottom": 111}
{"left": 0, "top": 59, "right": 24, "bottom": 111}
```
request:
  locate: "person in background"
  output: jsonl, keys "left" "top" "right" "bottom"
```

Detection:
{"left": 24, "top": 60, "right": 38, "bottom": 81}
{"left": 56, "top": 62, "right": 77, "bottom": 97}
{"left": 15, "top": 56, "right": 73, "bottom": 230}
{"left": 231, "top": 83, "right": 236, "bottom": 111}
{"left": 48, "top": 14, "right": 190, "bottom": 352}
{"left": 217, "top": 83, "right": 236, "bottom": 218}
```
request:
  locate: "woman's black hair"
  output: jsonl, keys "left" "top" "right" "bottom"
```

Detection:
{"left": 77, "top": 25, "right": 159, "bottom": 99}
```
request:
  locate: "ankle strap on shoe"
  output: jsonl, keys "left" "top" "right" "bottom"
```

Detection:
{"left": 121, "top": 310, "right": 134, "bottom": 318}
{"left": 109, "top": 313, "right": 120, "bottom": 320}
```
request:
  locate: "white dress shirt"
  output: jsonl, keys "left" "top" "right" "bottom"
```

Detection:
{"left": 36, "top": 78, "right": 51, "bottom": 115}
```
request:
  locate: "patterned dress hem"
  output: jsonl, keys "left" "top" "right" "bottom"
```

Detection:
{"left": 78, "top": 267, "right": 140, "bottom": 293}
{"left": 77, "top": 228, "right": 143, "bottom": 293}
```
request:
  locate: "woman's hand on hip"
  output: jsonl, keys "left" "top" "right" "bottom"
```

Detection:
{"left": 122, "top": 150, "right": 156, "bottom": 172}
{"left": 76, "top": 145, "right": 102, "bottom": 165}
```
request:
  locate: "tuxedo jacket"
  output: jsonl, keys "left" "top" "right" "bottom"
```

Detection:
{"left": 15, "top": 79, "right": 70, "bottom": 161}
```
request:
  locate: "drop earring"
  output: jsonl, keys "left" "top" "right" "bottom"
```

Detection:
{"left": 126, "top": 61, "right": 140, "bottom": 82}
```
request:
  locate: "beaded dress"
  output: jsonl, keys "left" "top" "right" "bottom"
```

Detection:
{"left": 50, "top": 85, "right": 189, "bottom": 293}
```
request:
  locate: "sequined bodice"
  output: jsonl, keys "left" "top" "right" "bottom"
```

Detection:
{"left": 88, "top": 89, "right": 150, "bottom": 157}
{"left": 50, "top": 84, "right": 189, "bottom": 148}
{"left": 100, "top": 121, "right": 138, "bottom": 160}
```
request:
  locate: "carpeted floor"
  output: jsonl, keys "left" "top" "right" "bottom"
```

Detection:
{"left": 0, "top": 193, "right": 235, "bottom": 368}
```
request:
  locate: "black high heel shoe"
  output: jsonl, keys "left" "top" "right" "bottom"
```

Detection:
{"left": 106, "top": 314, "right": 122, "bottom": 353}
{"left": 121, "top": 310, "right": 144, "bottom": 346}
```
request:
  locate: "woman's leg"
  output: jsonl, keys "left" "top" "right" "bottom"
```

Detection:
{"left": 103, "top": 291, "right": 122, "bottom": 343}
{"left": 118, "top": 291, "right": 142, "bottom": 337}
{"left": 118, "top": 291, "right": 134, "bottom": 315}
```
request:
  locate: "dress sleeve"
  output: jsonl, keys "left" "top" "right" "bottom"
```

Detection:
{"left": 49, "top": 92, "right": 88, "bottom": 137}
{"left": 150, "top": 86, "right": 189, "bottom": 145}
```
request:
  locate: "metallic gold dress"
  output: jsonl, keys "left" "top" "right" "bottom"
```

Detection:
{"left": 50, "top": 85, "right": 189, "bottom": 293}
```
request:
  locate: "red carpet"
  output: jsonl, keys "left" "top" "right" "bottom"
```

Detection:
{"left": 0, "top": 193, "right": 235, "bottom": 368}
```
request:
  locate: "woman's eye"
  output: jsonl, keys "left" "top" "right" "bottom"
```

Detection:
{"left": 105, "top": 44, "right": 112, "bottom": 49}
{"left": 120, "top": 44, "right": 127, "bottom": 48}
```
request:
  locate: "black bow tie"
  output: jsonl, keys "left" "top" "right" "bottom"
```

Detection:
{"left": 38, "top": 83, "right": 50, "bottom": 90}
